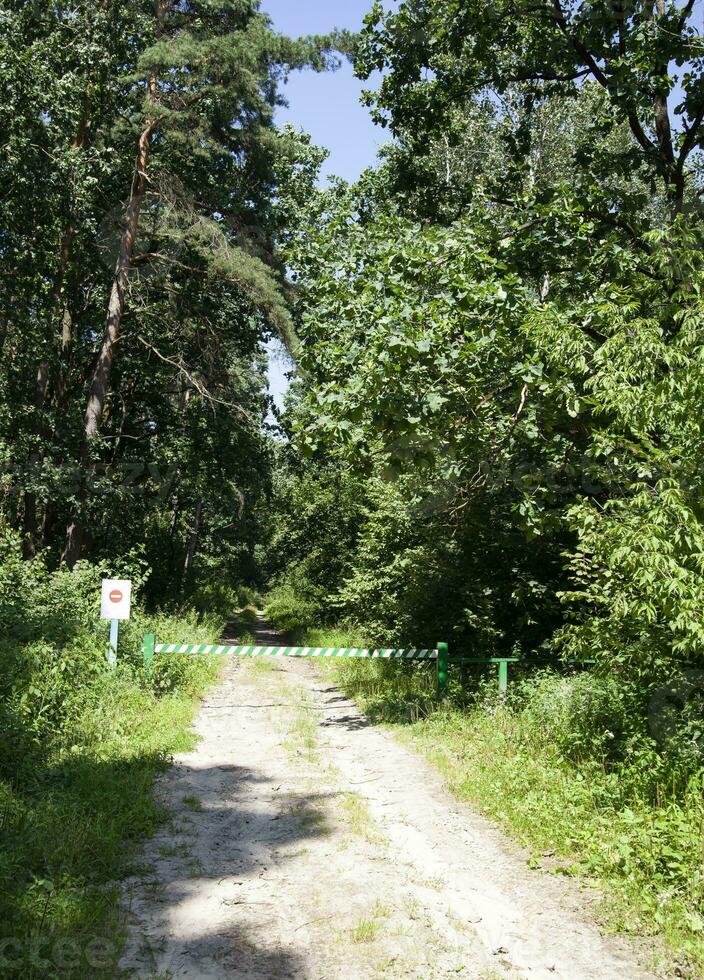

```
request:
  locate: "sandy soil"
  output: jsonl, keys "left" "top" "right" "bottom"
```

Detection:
{"left": 120, "top": 620, "right": 658, "bottom": 980}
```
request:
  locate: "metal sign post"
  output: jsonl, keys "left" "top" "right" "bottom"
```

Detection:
{"left": 108, "top": 618, "right": 119, "bottom": 668}
{"left": 100, "top": 579, "right": 132, "bottom": 668}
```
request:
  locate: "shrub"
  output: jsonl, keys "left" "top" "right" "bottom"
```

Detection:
{"left": 265, "top": 575, "right": 326, "bottom": 638}
{"left": 0, "top": 532, "right": 226, "bottom": 977}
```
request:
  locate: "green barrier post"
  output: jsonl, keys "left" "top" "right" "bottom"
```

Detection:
{"left": 498, "top": 658, "right": 509, "bottom": 696}
{"left": 143, "top": 633, "right": 155, "bottom": 673}
{"left": 436, "top": 642, "right": 449, "bottom": 699}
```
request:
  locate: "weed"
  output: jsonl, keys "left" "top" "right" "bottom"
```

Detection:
{"left": 288, "top": 692, "right": 318, "bottom": 759}
{"left": 182, "top": 795, "right": 203, "bottom": 812}
{"left": 287, "top": 799, "right": 328, "bottom": 832}
{"left": 157, "top": 841, "right": 189, "bottom": 859}
{"left": 348, "top": 901, "right": 389, "bottom": 943}
{"left": 186, "top": 858, "right": 204, "bottom": 877}
{"left": 340, "top": 792, "right": 379, "bottom": 843}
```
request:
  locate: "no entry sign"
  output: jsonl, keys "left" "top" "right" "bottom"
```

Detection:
{"left": 101, "top": 579, "right": 132, "bottom": 621}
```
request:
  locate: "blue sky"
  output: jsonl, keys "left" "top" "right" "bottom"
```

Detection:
{"left": 265, "top": 0, "right": 384, "bottom": 184}
{"left": 262, "top": 0, "right": 385, "bottom": 411}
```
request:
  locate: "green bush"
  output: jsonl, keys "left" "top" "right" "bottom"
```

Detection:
{"left": 0, "top": 532, "right": 226, "bottom": 977}
{"left": 517, "top": 672, "right": 640, "bottom": 763}
{"left": 265, "top": 575, "right": 327, "bottom": 639}
{"left": 187, "top": 580, "right": 242, "bottom": 618}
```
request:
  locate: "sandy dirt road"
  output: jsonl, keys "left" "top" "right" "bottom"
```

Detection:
{"left": 120, "top": 621, "right": 656, "bottom": 980}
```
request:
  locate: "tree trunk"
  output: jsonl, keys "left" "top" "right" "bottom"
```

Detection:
{"left": 652, "top": 0, "right": 682, "bottom": 214}
{"left": 83, "top": 90, "right": 157, "bottom": 438}
{"left": 22, "top": 360, "right": 49, "bottom": 558}
{"left": 168, "top": 495, "right": 180, "bottom": 576}
{"left": 41, "top": 499, "right": 56, "bottom": 546}
{"left": 55, "top": 225, "right": 77, "bottom": 410}
{"left": 62, "top": 7, "right": 164, "bottom": 566}
{"left": 183, "top": 499, "right": 202, "bottom": 582}
{"left": 62, "top": 519, "right": 84, "bottom": 567}
{"left": 23, "top": 94, "right": 89, "bottom": 559}
{"left": 21, "top": 496, "right": 38, "bottom": 559}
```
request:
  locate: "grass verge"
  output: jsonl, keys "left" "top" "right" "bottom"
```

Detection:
{"left": 0, "top": 614, "right": 223, "bottom": 979}
{"left": 286, "top": 623, "right": 704, "bottom": 978}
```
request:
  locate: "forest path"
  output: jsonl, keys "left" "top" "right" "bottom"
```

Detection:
{"left": 120, "top": 615, "right": 655, "bottom": 979}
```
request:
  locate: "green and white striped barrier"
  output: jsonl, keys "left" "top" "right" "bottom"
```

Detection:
{"left": 142, "top": 635, "right": 450, "bottom": 697}
{"left": 140, "top": 636, "right": 596, "bottom": 699}
{"left": 155, "top": 643, "right": 437, "bottom": 658}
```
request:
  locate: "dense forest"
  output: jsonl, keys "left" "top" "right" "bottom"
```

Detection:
{"left": 0, "top": 0, "right": 346, "bottom": 592}
{"left": 272, "top": 0, "right": 704, "bottom": 671}
{"left": 3, "top": 0, "right": 704, "bottom": 974}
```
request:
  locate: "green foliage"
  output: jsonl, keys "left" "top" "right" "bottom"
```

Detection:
{"left": 263, "top": 444, "right": 368, "bottom": 637}
{"left": 271, "top": 68, "right": 704, "bottom": 683}
{"left": 0, "top": 534, "right": 223, "bottom": 976}
{"left": 0, "top": 0, "right": 346, "bottom": 591}
{"left": 265, "top": 577, "right": 326, "bottom": 640}
{"left": 358, "top": 0, "right": 704, "bottom": 217}
{"left": 557, "top": 482, "right": 704, "bottom": 673}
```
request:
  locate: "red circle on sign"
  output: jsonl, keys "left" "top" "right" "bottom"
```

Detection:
{"left": 109, "top": 589, "right": 123, "bottom": 603}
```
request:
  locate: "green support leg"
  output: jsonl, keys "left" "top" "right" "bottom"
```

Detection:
{"left": 143, "top": 633, "right": 155, "bottom": 673}
{"left": 498, "top": 658, "right": 508, "bottom": 696}
{"left": 436, "top": 642, "right": 449, "bottom": 699}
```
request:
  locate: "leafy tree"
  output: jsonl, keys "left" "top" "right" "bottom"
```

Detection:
{"left": 0, "top": 0, "right": 344, "bottom": 596}
{"left": 272, "top": 11, "right": 704, "bottom": 683}
{"left": 357, "top": 0, "right": 704, "bottom": 218}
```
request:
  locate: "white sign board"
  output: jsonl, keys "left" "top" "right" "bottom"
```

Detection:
{"left": 100, "top": 579, "right": 132, "bottom": 621}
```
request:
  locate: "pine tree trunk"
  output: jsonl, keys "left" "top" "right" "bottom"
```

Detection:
{"left": 83, "top": 79, "right": 157, "bottom": 439}
{"left": 62, "top": 7, "right": 164, "bottom": 566}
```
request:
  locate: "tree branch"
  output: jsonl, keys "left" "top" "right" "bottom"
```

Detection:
{"left": 550, "top": 0, "right": 658, "bottom": 159}
{"left": 136, "top": 335, "right": 258, "bottom": 426}
{"left": 676, "top": 105, "right": 704, "bottom": 176}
